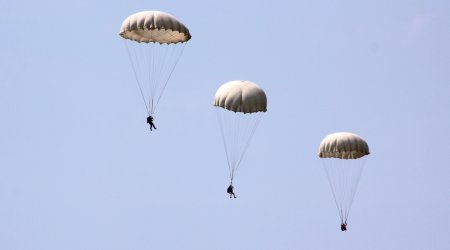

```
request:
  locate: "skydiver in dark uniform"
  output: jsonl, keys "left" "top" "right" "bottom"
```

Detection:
{"left": 227, "top": 183, "right": 236, "bottom": 198}
{"left": 147, "top": 115, "right": 157, "bottom": 131}
{"left": 341, "top": 222, "right": 347, "bottom": 231}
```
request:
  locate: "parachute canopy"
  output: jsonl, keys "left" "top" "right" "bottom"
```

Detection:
{"left": 214, "top": 80, "right": 267, "bottom": 113}
{"left": 319, "top": 132, "right": 370, "bottom": 160}
{"left": 120, "top": 11, "right": 191, "bottom": 44}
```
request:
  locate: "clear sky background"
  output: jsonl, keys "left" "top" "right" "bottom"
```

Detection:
{"left": 1, "top": 0, "right": 450, "bottom": 249}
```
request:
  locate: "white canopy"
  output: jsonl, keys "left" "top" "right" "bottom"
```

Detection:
{"left": 214, "top": 80, "right": 267, "bottom": 113}
{"left": 319, "top": 132, "right": 370, "bottom": 159}
{"left": 119, "top": 11, "right": 191, "bottom": 44}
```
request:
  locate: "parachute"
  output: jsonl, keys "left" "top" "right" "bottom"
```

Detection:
{"left": 319, "top": 132, "right": 370, "bottom": 230}
{"left": 119, "top": 10, "right": 191, "bottom": 116}
{"left": 214, "top": 80, "right": 267, "bottom": 184}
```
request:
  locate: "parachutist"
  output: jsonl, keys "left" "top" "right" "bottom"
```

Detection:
{"left": 121, "top": 11, "right": 190, "bottom": 127}
{"left": 320, "top": 132, "right": 369, "bottom": 233}
{"left": 215, "top": 81, "right": 267, "bottom": 199}
{"left": 147, "top": 115, "right": 157, "bottom": 131}
{"left": 227, "top": 184, "right": 236, "bottom": 198}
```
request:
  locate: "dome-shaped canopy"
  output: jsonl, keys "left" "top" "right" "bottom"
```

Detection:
{"left": 214, "top": 80, "right": 267, "bottom": 113}
{"left": 119, "top": 11, "right": 191, "bottom": 44}
{"left": 319, "top": 132, "right": 370, "bottom": 159}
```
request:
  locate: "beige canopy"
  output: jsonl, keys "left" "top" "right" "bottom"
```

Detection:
{"left": 119, "top": 11, "right": 191, "bottom": 44}
{"left": 319, "top": 132, "right": 370, "bottom": 159}
{"left": 214, "top": 80, "right": 267, "bottom": 113}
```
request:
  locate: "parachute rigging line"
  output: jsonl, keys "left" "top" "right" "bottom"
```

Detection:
{"left": 216, "top": 109, "right": 264, "bottom": 182}
{"left": 322, "top": 157, "right": 366, "bottom": 224}
{"left": 124, "top": 40, "right": 149, "bottom": 114}
{"left": 124, "top": 40, "right": 187, "bottom": 115}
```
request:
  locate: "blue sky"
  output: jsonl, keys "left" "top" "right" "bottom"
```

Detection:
{"left": 1, "top": 0, "right": 450, "bottom": 249}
